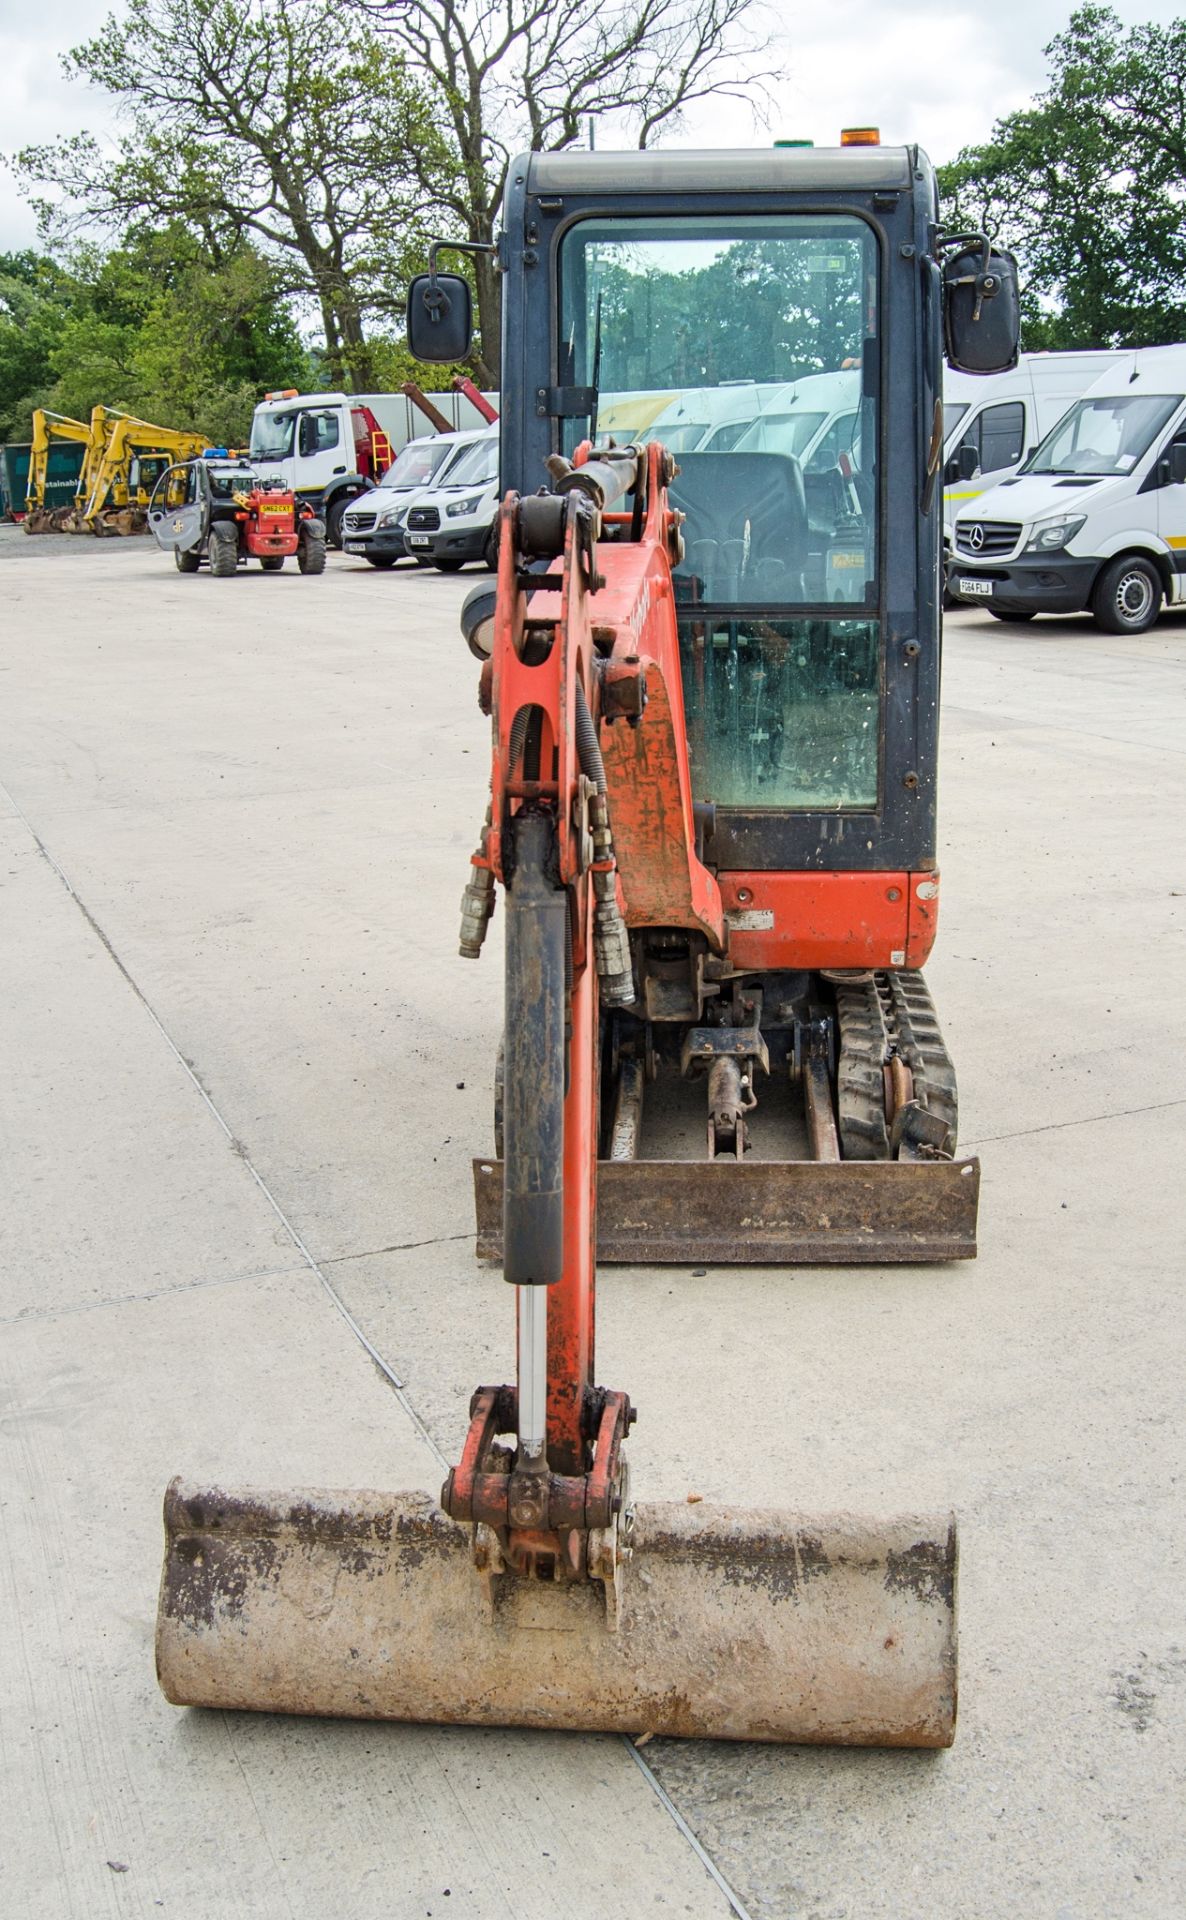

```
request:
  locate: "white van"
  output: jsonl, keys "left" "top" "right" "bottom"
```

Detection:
{"left": 339, "top": 427, "right": 492, "bottom": 567}
{"left": 941, "top": 352, "right": 1128, "bottom": 541}
{"left": 948, "top": 345, "right": 1186, "bottom": 632}
{"left": 401, "top": 427, "right": 500, "bottom": 571}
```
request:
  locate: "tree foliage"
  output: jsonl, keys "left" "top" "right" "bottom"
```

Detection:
{"left": 17, "top": 0, "right": 456, "bottom": 389}
{"left": 939, "top": 6, "right": 1186, "bottom": 349}
{"left": 0, "top": 229, "right": 311, "bottom": 444}
{"left": 365, "top": 0, "right": 773, "bottom": 380}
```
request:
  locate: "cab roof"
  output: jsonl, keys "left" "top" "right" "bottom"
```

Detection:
{"left": 524, "top": 146, "right": 914, "bottom": 196}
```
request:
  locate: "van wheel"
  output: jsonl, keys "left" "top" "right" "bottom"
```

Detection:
{"left": 1091, "top": 555, "right": 1162, "bottom": 634}
{"left": 208, "top": 524, "right": 239, "bottom": 577}
{"left": 174, "top": 547, "right": 201, "bottom": 573}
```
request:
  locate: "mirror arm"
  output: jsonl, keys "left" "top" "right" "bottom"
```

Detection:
{"left": 427, "top": 238, "right": 497, "bottom": 281}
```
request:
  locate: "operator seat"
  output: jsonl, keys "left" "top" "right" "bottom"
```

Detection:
{"left": 668, "top": 451, "right": 808, "bottom": 602}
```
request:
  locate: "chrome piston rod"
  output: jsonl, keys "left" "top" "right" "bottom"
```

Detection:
{"left": 517, "top": 1286, "right": 548, "bottom": 1463}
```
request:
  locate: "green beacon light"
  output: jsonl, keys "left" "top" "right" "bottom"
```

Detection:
{"left": 774, "top": 139, "right": 814, "bottom": 148}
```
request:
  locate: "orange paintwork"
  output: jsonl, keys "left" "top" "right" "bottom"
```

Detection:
{"left": 718, "top": 871, "right": 940, "bottom": 971}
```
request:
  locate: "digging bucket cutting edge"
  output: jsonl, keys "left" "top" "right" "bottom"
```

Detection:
{"left": 156, "top": 1479, "right": 957, "bottom": 1745}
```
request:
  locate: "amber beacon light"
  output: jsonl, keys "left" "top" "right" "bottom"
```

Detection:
{"left": 840, "top": 127, "right": 881, "bottom": 146}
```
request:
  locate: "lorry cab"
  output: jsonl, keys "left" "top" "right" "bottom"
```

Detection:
{"left": 949, "top": 344, "right": 1186, "bottom": 632}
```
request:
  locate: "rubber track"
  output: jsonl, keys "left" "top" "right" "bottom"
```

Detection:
{"left": 835, "top": 971, "right": 959, "bottom": 1160}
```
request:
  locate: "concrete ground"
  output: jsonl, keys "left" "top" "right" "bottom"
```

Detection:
{"left": 1, "top": 524, "right": 1183, "bottom": 1919}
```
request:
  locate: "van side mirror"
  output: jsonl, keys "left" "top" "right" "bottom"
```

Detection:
{"left": 407, "top": 272, "right": 473, "bottom": 364}
{"left": 956, "top": 443, "right": 979, "bottom": 480}
{"left": 942, "top": 237, "right": 1021, "bottom": 375}
{"left": 1161, "top": 441, "right": 1186, "bottom": 485}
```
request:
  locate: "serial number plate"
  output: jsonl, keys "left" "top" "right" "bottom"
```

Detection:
{"left": 407, "top": 534, "right": 431, "bottom": 548}
{"left": 958, "top": 577, "right": 993, "bottom": 597}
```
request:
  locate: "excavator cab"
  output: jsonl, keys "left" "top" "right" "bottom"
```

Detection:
{"left": 157, "top": 147, "right": 1019, "bottom": 1748}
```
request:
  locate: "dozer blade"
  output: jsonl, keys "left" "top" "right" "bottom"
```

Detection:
{"left": 157, "top": 1479, "right": 956, "bottom": 1746}
{"left": 474, "top": 1155, "right": 980, "bottom": 1265}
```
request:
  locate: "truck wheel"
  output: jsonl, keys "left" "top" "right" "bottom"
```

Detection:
{"left": 208, "top": 524, "right": 239, "bottom": 577}
{"left": 298, "top": 532, "right": 327, "bottom": 575}
{"left": 259, "top": 555, "right": 285, "bottom": 572}
{"left": 1091, "top": 555, "right": 1162, "bottom": 634}
{"left": 174, "top": 547, "right": 201, "bottom": 573}
{"left": 324, "top": 498, "right": 348, "bottom": 548}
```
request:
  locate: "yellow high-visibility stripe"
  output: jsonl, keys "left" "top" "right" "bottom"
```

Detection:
{"left": 1166, "top": 534, "right": 1186, "bottom": 549}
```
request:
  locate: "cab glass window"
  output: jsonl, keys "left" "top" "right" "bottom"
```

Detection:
{"left": 558, "top": 213, "right": 881, "bottom": 813}
{"left": 298, "top": 409, "right": 341, "bottom": 457}
{"left": 1025, "top": 394, "right": 1180, "bottom": 476}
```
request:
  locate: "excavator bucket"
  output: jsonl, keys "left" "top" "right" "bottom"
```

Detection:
{"left": 157, "top": 1480, "right": 956, "bottom": 1745}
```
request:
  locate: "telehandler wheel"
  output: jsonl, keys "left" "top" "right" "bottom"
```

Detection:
{"left": 174, "top": 547, "right": 201, "bottom": 573}
{"left": 298, "top": 532, "right": 327, "bottom": 575}
{"left": 208, "top": 524, "right": 239, "bottom": 577}
{"left": 1091, "top": 554, "right": 1162, "bottom": 634}
{"left": 259, "top": 556, "right": 285, "bottom": 572}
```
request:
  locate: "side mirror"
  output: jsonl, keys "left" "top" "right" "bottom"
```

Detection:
{"left": 1161, "top": 441, "right": 1186, "bottom": 485}
{"left": 956, "top": 443, "right": 979, "bottom": 481}
{"left": 943, "top": 240, "right": 1021, "bottom": 375}
{"left": 407, "top": 272, "right": 473, "bottom": 364}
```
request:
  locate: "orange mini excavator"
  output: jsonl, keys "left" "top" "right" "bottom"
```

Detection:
{"left": 156, "top": 143, "right": 1018, "bottom": 1745}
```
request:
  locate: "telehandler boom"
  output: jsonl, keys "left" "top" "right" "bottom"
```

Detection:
{"left": 157, "top": 143, "right": 1019, "bottom": 1746}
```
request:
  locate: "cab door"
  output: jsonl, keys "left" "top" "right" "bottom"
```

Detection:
{"left": 295, "top": 405, "right": 348, "bottom": 498}
{"left": 1155, "top": 414, "right": 1186, "bottom": 603}
{"left": 148, "top": 462, "right": 207, "bottom": 552}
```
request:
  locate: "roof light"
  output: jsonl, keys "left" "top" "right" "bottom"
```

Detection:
{"left": 840, "top": 127, "right": 880, "bottom": 146}
{"left": 774, "top": 139, "right": 814, "bottom": 148}
{"left": 264, "top": 388, "right": 299, "bottom": 401}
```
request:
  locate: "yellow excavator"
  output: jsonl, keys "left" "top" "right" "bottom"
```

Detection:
{"left": 26, "top": 406, "right": 209, "bottom": 535}
{"left": 24, "top": 409, "right": 97, "bottom": 533}
{"left": 69, "top": 413, "right": 210, "bottom": 535}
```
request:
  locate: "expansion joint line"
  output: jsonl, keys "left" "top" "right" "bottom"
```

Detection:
{"left": 9, "top": 783, "right": 756, "bottom": 1920}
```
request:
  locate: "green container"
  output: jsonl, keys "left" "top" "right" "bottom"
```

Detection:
{"left": 1, "top": 440, "right": 86, "bottom": 519}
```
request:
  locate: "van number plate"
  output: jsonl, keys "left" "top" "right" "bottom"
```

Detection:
{"left": 408, "top": 534, "right": 431, "bottom": 548}
{"left": 958, "top": 577, "right": 993, "bottom": 598}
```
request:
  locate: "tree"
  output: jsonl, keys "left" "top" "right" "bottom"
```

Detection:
{"left": 939, "top": 6, "right": 1186, "bottom": 349}
{"left": 16, "top": 0, "right": 457, "bottom": 390}
{"left": 0, "top": 230, "right": 312, "bottom": 444}
{"left": 364, "top": 0, "right": 772, "bottom": 381}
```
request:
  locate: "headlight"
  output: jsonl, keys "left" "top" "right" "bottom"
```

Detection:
{"left": 1024, "top": 514, "right": 1085, "bottom": 554}
{"left": 376, "top": 506, "right": 404, "bottom": 528}
{"left": 446, "top": 494, "right": 484, "bottom": 518}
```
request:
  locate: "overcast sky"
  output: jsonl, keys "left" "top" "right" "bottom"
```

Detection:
{"left": 2, "top": 0, "right": 1184, "bottom": 253}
